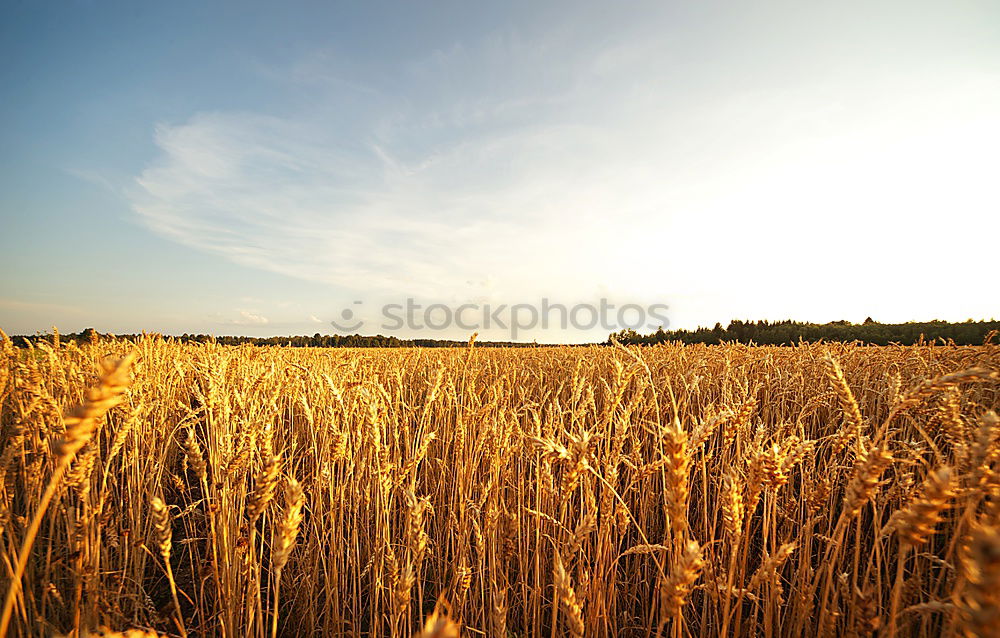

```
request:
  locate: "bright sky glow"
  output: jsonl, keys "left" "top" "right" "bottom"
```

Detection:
{"left": 1, "top": 1, "right": 998, "bottom": 342}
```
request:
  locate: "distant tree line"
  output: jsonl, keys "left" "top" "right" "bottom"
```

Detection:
{"left": 6, "top": 318, "right": 999, "bottom": 349}
{"left": 4, "top": 328, "right": 542, "bottom": 348}
{"left": 609, "top": 318, "right": 1000, "bottom": 346}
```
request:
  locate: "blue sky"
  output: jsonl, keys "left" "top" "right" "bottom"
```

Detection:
{"left": 2, "top": 0, "right": 999, "bottom": 342}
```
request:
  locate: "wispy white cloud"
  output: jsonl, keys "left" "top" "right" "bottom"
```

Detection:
{"left": 230, "top": 310, "right": 269, "bottom": 326}
{"left": 65, "top": 167, "right": 120, "bottom": 194}
{"left": 0, "top": 297, "right": 83, "bottom": 314}
{"left": 129, "top": 17, "right": 1000, "bottom": 328}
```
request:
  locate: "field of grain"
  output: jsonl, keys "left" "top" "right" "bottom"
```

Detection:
{"left": 1, "top": 334, "right": 998, "bottom": 637}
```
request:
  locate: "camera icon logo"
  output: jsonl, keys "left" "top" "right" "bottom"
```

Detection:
{"left": 330, "top": 301, "right": 364, "bottom": 332}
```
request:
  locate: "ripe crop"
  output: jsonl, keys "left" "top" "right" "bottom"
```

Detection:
{"left": 1, "top": 333, "right": 998, "bottom": 637}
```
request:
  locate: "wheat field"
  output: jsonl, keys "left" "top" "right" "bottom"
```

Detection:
{"left": 1, "top": 333, "right": 998, "bottom": 637}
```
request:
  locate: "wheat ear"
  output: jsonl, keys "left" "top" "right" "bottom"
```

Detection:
{"left": 0, "top": 354, "right": 134, "bottom": 637}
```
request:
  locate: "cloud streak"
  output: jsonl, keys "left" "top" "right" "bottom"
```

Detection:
{"left": 232, "top": 310, "right": 269, "bottom": 326}
{"left": 129, "top": 13, "right": 1000, "bottom": 328}
{"left": 129, "top": 35, "right": 667, "bottom": 303}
